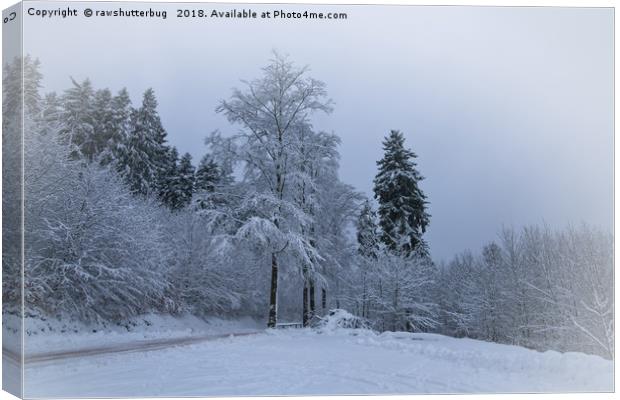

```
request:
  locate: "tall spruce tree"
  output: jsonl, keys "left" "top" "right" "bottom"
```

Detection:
{"left": 195, "top": 155, "right": 222, "bottom": 193}
{"left": 176, "top": 152, "right": 196, "bottom": 209}
{"left": 193, "top": 154, "right": 233, "bottom": 210}
{"left": 158, "top": 150, "right": 196, "bottom": 210}
{"left": 101, "top": 88, "right": 132, "bottom": 166}
{"left": 158, "top": 147, "right": 180, "bottom": 209}
{"left": 3, "top": 56, "right": 43, "bottom": 307}
{"left": 373, "top": 130, "right": 430, "bottom": 257}
{"left": 42, "top": 92, "right": 61, "bottom": 116}
{"left": 40, "top": 92, "right": 62, "bottom": 136}
{"left": 60, "top": 78, "right": 96, "bottom": 160}
{"left": 91, "top": 88, "right": 115, "bottom": 161}
{"left": 116, "top": 88, "right": 169, "bottom": 197}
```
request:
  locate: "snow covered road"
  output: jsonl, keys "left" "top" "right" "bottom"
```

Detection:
{"left": 24, "top": 329, "right": 613, "bottom": 397}
{"left": 12, "top": 331, "right": 261, "bottom": 363}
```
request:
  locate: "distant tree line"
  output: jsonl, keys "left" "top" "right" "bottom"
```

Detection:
{"left": 435, "top": 225, "right": 612, "bottom": 359}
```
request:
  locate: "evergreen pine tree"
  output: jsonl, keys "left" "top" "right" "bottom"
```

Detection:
{"left": 60, "top": 78, "right": 96, "bottom": 160}
{"left": 40, "top": 92, "right": 62, "bottom": 136}
{"left": 158, "top": 147, "right": 180, "bottom": 209}
{"left": 23, "top": 56, "right": 43, "bottom": 117}
{"left": 373, "top": 130, "right": 430, "bottom": 257}
{"left": 91, "top": 88, "right": 114, "bottom": 161}
{"left": 3, "top": 56, "right": 42, "bottom": 307}
{"left": 101, "top": 88, "right": 132, "bottom": 166}
{"left": 193, "top": 154, "right": 233, "bottom": 209}
{"left": 176, "top": 153, "right": 196, "bottom": 209}
{"left": 356, "top": 199, "right": 380, "bottom": 260}
{"left": 195, "top": 155, "right": 222, "bottom": 193}
{"left": 116, "top": 88, "right": 168, "bottom": 197}
{"left": 3, "top": 56, "right": 43, "bottom": 133}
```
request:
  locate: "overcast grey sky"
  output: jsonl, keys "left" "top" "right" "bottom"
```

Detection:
{"left": 23, "top": 2, "right": 613, "bottom": 260}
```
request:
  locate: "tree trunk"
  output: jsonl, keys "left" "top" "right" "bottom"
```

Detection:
{"left": 379, "top": 279, "right": 384, "bottom": 331}
{"left": 302, "top": 269, "right": 309, "bottom": 327}
{"left": 362, "top": 271, "right": 367, "bottom": 319}
{"left": 269, "top": 155, "right": 283, "bottom": 329}
{"left": 267, "top": 252, "right": 278, "bottom": 328}
{"left": 309, "top": 279, "right": 316, "bottom": 321}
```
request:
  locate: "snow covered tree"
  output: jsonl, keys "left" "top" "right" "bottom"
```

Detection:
{"left": 2, "top": 55, "right": 42, "bottom": 128}
{"left": 368, "top": 249, "right": 439, "bottom": 332}
{"left": 357, "top": 200, "right": 380, "bottom": 260}
{"left": 26, "top": 159, "right": 175, "bottom": 322}
{"left": 367, "top": 130, "right": 435, "bottom": 331}
{"left": 436, "top": 224, "right": 613, "bottom": 359}
{"left": 436, "top": 252, "right": 485, "bottom": 337}
{"left": 353, "top": 199, "right": 380, "bottom": 319}
{"left": 41, "top": 92, "right": 63, "bottom": 133}
{"left": 91, "top": 88, "right": 115, "bottom": 159}
{"left": 116, "top": 88, "right": 170, "bottom": 197}
{"left": 478, "top": 242, "right": 506, "bottom": 341}
{"left": 314, "top": 179, "right": 361, "bottom": 315}
{"left": 100, "top": 88, "right": 132, "bottom": 166}
{"left": 164, "top": 209, "right": 243, "bottom": 316}
{"left": 3, "top": 56, "right": 42, "bottom": 310}
{"left": 158, "top": 147, "right": 180, "bottom": 209}
{"left": 214, "top": 52, "right": 333, "bottom": 327}
{"left": 288, "top": 127, "right": 346, "bottom": 325}
{"left": 17, "top": 70, "right": 174, "bottom": 321}
{"left": 373, "top": 130, "right": 430, "bottom": 256}
{"left": 195, "top": 155, "right": 222, "bottom": 193}
{"left": 60, "top": 78, "right": 96, "bottom": 160}
{"left": 158, "top": 151, "right": 196, "bottom": 211}
{"left": 176, "top": 152, "right": 196, "bottom": 209}
{"left": 193, "top": 154, "right": 234, "bottom": 211}
{"left": 3, "top": 55, "right": 42, "bottom": 130}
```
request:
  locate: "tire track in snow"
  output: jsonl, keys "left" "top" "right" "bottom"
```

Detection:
{"left": 7, "top": 331, "right": 262, "bottom": 364}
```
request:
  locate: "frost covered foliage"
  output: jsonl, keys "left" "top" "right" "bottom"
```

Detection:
{"left": 24, "top": 123, "right": 174, "bottom": 322}
{"left": 436, "top": 225, "right": 613, "bottom": 359}
{"left": 210, "top": 52, "right": 359, "bottom": 327}
{"left": 3, "top": 57, "right": 47, "bottom": 312}
{"left": 5, "top": 57, "right": 235, "bottom": 323}
{"left": 163, "top": 209, "right": 244, "bottom": 316}
{"left": 345, "top": 237, "right": 439, "bottom": 333}
{"left": 370, "top": 251, "right": 438, "bottom": 332}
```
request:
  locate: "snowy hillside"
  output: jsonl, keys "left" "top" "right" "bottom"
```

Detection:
{"left": 21, "top": 328, "right": 613, "bottom": 397}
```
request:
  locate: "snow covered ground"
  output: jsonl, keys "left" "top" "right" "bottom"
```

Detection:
{"left": 22, "top": 327, "right": 613, "bottom": 397}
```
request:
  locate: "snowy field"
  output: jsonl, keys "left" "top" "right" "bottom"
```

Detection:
{"left": 20, "top": 328, "right": 613, "bottom": 397}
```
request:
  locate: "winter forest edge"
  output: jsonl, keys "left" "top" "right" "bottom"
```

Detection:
{"left": 2, "top": 53, "right": 613, "bottom": 362}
